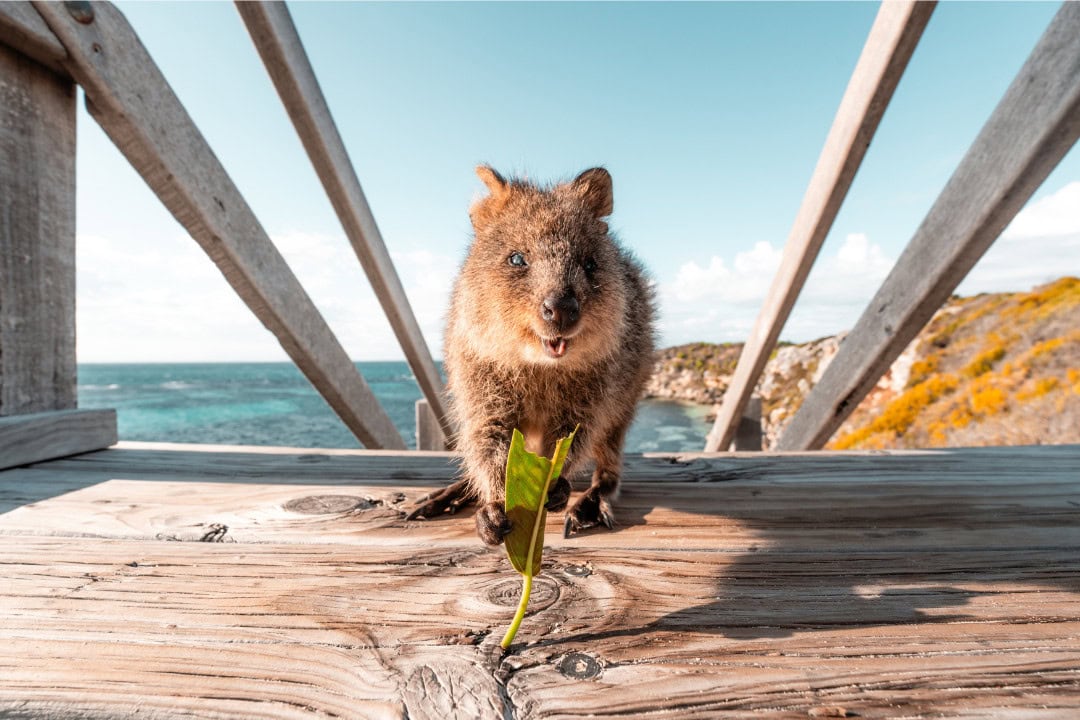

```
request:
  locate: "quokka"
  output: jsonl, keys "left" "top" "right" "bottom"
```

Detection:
{"left": 409, "top": 166, "right": 656, "bottom": 544}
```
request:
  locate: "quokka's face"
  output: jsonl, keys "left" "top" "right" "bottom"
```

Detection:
{"left": 457, "top": 166, "right": 630, "bottom": 368}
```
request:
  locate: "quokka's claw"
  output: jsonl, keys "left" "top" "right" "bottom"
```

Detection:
{"left": 599, "top": 506, "right": 616, "bottom": 530}
{"left": 564, "top": 487, "right": 616, "bottom": 538}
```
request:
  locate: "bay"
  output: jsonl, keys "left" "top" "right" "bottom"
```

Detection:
{"left": 78, "top": 362, "right": 711, "bottom": 452}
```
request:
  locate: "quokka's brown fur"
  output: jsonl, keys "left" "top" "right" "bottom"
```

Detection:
{"left": 409, "top": 165, "right": 656, "bottom": 544}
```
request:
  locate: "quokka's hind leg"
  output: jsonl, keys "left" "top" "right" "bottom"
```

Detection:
{"left": 564, "top": 424, "right": 626, "bottom": 537}
{"left": 405, "top": 479, "right": 476, "bottom": 520}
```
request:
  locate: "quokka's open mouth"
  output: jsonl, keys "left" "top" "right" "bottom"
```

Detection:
{"left": 541, "top": 336, "right": 569, "bottom": 358}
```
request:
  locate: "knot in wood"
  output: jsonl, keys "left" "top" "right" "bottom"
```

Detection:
{"left": 64, "top": 1, "right": 94, "bottom": 24}
{"left": 485, "top": 576, "right": 559, "bottom": 610}
{"left": 556, "top": 652, "right": 602, "bottom": 680}
{"left": 283, "top": 495, "right": 372, "bottom": 515}
{"left": 562, "top": 563, "right": 592, "bottom": 577}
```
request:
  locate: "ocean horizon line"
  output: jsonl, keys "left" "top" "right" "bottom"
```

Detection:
{"left": 77, "top": 359, "right": 431, "bottom": 366}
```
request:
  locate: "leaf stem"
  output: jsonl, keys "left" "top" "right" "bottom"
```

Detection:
{"left": 500, "top": 572, "right": 532, "bottom": 649}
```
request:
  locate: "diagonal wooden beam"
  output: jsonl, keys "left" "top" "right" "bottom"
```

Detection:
{"left": 0, "top": 1, "right": 67, "bottom": 76}
{"left": 777, "top": 2, "right": 1080, "bottom": 451}
{"left": 34, "top": 1, "right": 406, "bottom": 449}
{"left": 235, "top": 1, "right": 453, "bottom": 442}
{"left": 704, "top": 1, "right": 935, "bottom": 452}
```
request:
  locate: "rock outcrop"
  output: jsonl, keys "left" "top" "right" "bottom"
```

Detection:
{"left": 645, "top": 277, "right": 1080, "bottom": 450}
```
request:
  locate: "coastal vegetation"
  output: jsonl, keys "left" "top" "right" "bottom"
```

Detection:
{"left": 646, "top": 277, "right": 1080, "bottom": 450}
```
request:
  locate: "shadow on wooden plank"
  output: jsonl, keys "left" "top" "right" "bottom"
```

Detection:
{"left": 530, "top": 476, "right": 1080, "bottom": 648}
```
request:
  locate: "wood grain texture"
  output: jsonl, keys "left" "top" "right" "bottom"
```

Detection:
{"left": 0, "top": 409, "right": 116, "bottom": 472}
{"left": 0, "top": 41, "right": 76, "bottom": 416}
{"left": 31, "top": 1, "right": 405, "bottom": 450}
{"left": 0, "top": 444, "right": 1079, "bottom": 716}
{"left": 705, "top": 1, "right": 935, "bottom": 451}
{"left": 0, "top": 1, "right": 67, "bottom": 76}
{"left": 779, "top": 3, "right": 1080, "bottom": 451}
{"left": 236, "top": 1, "right": 452, "bottom": 440}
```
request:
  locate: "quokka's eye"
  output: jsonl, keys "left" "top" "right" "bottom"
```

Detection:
{"left": 508, "top": 252, "right": 528, "bottom": 268}
{"left": 583, "top": 258, "right": 598, "bottom": 274}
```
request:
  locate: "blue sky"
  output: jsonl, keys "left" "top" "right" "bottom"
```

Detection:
{"left": 76, "top": 1, "right": 1080, "bottom": 362}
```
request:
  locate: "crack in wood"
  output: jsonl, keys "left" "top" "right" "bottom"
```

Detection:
{"left": 198, "top": 523, "right": 229, "bottom": 542}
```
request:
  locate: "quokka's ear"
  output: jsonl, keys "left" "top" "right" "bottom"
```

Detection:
{"left": 475, "top": 165, "right": 508, "bottom": 197}
{"left": 470, "top": 165, "right": 511, "bottom": 226}
{"left": 568, "top": 167, "right": 613, "bottom": 218}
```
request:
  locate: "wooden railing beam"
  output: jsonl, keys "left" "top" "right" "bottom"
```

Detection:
{"left": 33, "top": 1, "right": 407, "bottom": 450}
{"left": 778, "top": 2, "right": 1080, "bottom": 451}
{"left": 704, "top": 1, "right": 935, "bottom": 452}
{"left": 0, "top": 1, "right": 67, "bottom": 76}
{"left": 236, "top": 1, "right": 453, "bottom": 441}
{"left": 0, "top": 409, "right": 117, "bottom": 470}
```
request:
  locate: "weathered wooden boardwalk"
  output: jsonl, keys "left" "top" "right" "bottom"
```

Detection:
{"left": 1, "top": 443, "right": 1078, "bottom": 718}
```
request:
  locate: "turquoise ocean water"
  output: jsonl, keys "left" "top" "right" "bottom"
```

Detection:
{"left": 77, "top": 362, "right": 712, "bottom": 452}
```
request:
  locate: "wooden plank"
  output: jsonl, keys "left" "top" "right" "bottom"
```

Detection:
{"left": 415, "top": 398, "right": 447, "bottom": 451}
{"left": 0, "top": 40, "right": 76, "bottom": 416}
{"left": 31, "top": 2, "right": 406, "bottom": 450}
{"left": 4, "top": 443, "right": 1077, "bottom": 547}
{"left": 1, "top": 531, "right": 1078, "bottom": 717}
{"left": 23, "top": 441, "right": 1080, "bottom": 486}
{"left": 779, "top": 3, "right": 1080, "bottom": 450}
{"left": 3, "top": 469, "right": 1079, "bottom": 552}
{"left": 0, "top": 1, "right": 67, "bottom": 76}
{"left": 0, "top": 445, "right": 1077, "bottom": 715}
{"left": 0, "top": 409, "right": 116, "bottom": 471}
{"left": 236, "top": 1, "right": 452, "bottom": 440}
{"left": 704, "top": 1, "right": 935, "bottom": 451}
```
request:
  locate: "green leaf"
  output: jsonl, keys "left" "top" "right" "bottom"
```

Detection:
{"left": 502, "top": 427, "right": 577, "bottom": 575}
{"left": 500, "top": 426, "right": 577, "bottom": 649}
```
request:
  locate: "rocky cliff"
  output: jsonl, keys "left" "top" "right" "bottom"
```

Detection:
{"left": 645, "top": 277, "right": 1080, "bottom": 450}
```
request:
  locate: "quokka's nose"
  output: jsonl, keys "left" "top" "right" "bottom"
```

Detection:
{"left": 541, "top": 294, "right": 580, "bottom": 331}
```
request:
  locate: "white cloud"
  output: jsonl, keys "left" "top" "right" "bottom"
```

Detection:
{"left": 662, "top": 233, "right": 895, "bottom": 345}
{"left": 672, "top": 241, "right": 780, "bottom": 304}
{"left": 77, "top": 231, "right": 280, "bottom": 363}
{"left": 959, "top": 181, "right": 1080, "bottom": 295}
{"left": 75, "top": 179, "right": 1076, "bottom": 361}
{"left": 388, "top": 249, "right": 458, "bottom": 356}
{"left": 1002, "top": 181, "right": 1080, "bottom": 239}
{"left": 660, "top": 180, "right": 1080, "bottom": 348}
{"left": 76, "top": 229, "right": 454, "bottom": 363}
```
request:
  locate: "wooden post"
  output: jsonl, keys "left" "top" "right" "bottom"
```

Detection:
{"left": 778, "top": 2, "right": 1080, "bottom": 451}
{"left": 0, "top": 36, "right": 117, "bottom": 466}
{"left": 729, "top": 396, "right": 762, "bottom": 452}
{"left": 704, "top": 1, "right": 935, "bottom": 452}
{"left": 414, "top": 398, "right": 446, "bottom": 452}
{"left": 31, "top": 1, "right": 407, "bottom": 449}
{"left": 0, "top": 40, "right": 76, "bottom": 416}
{"left": 236, "top": 1, "right": 454, "bottom": 442}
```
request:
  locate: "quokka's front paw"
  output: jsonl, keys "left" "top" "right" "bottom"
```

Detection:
{"left": 476, "top": 501, "right": 513, "bottom": 545}
{"left": 544, "top": 476, "right": 572, "bottom": 512}
{"left": 405, "top": 478, "right": 475, "bottom": 520}
{"left": 563, "top": 487, "right": 616, "bottom": 538}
